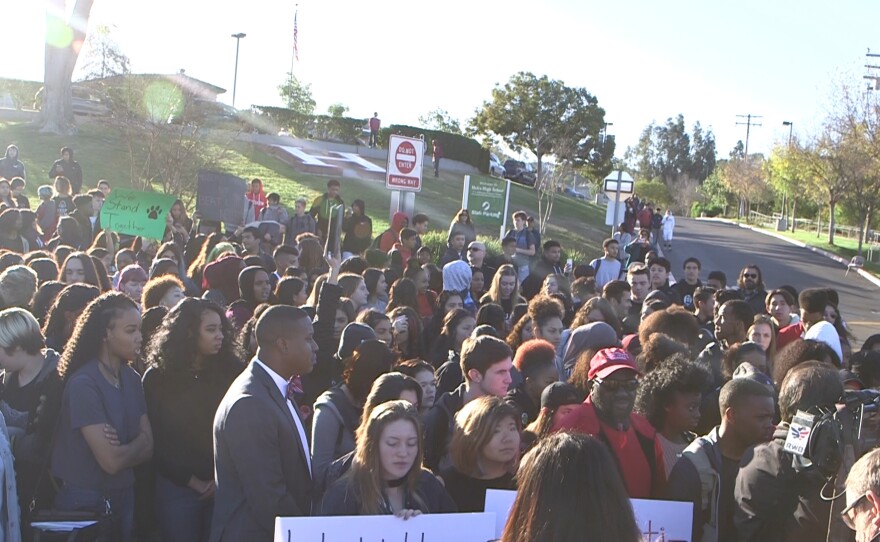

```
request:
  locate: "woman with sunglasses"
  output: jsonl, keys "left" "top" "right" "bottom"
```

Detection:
{"left": 551, "top": 347, "right": 665, "bottom": 499}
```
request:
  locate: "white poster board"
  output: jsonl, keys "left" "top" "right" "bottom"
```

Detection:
{"left": 275, "top": 512, "right": 496, "bottom": 542}
{"left": 484, "top": 490, "right": 692, "bottom": 542}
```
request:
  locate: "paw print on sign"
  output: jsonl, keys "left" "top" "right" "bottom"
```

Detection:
{"left": 146, "top": 205, "right": 163, "bottom": 220}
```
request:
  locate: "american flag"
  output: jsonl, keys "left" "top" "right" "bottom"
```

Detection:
{"left": 293, "top": 9, "right": 299, "bottom": 61}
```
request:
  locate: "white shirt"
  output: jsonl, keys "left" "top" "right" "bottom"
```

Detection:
{"left": 253, "top": 359, "right": 312, "bottom": 477}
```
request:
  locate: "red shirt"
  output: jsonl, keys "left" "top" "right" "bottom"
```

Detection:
{"left": 552, "top": 398, "right": 665, "bottom": 499}
{"left": 777, "top": 322, "right": 804, "bottom": 352}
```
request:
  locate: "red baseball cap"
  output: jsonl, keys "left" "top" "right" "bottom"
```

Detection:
{"left": 588, "top": 348, "right": 641, "bottom": 380}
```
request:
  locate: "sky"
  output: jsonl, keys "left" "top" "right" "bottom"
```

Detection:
{"left": 4, "top": 0, "right": 878, "bottom": 159}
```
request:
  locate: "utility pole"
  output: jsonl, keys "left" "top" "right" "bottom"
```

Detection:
{"left": 736, "top": 114, "right": 762, "bottom": 157}
{"left": 735, "top": 114, "right": 762, "bottom": 220}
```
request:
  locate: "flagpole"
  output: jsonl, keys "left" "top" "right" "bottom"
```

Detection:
{"left": 288, "top": 4, "right": 298, "bottom": 109}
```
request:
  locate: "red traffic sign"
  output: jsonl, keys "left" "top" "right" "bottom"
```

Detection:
{"left": 386, "top": 135, "right": 424, "bottom": 192}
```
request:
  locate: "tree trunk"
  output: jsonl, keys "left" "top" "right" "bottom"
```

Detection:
{"left": 865, "top": 205, "right": 874, "bottom": 245}
{"left": 828, "top": 200, "right": 836, "bottom": 245}
{"left": 791, "top": 199, "right": 798, "bottom": 233}
{"left": 38, "top": 0, "right": 95, "bottom": 135}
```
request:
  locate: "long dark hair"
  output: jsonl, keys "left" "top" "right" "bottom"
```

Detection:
{"left": 58, "top": 292, "right": 139, "bottom": 380}
{"left": 145, "top": 297, "right": 240, "bottom": 374}
{"left": 187, "top": 232, "right": 224, "bottom": 282}
{"left": 502, "top": 433, "right": 640, "bottom": 542}
{"left": 387, "top": 277, "right": 418, "bottom": 312}
{"left": 42, "top": 283, "right": 100, "bottom": 347}
{"left": 60, "top": 251, "right": 101, "bottom": 288}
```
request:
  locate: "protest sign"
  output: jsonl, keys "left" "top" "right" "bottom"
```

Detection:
{"left": 100, "top": 188, "right": 176, "bottom": 240}
{"left": 197, "top": 170, "right": 247, "bottom": 224}
{"left": 324, "top": 204, "right": 344, "bottom": 257}
{"left": 485, "top": 490, "right": 692, "bottom": 542}
{"left": 274, "top": 512, "right": 496, "bottom": 542}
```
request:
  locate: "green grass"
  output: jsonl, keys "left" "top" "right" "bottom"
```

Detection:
{"left": 754, "top": 223, "right": 880, "bottom": 275}
{"left": 0, "top": 119, "right": 608, "bottom": 261}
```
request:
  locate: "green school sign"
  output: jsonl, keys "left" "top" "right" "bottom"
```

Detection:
{"left": 462, "top": 175, "right": 511, "bottom": 237}
{"left": 100, "top": 188, "right": 177, "bottom": 240}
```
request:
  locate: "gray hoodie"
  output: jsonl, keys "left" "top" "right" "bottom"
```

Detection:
{"left": 0, "top": 145, "right": 25, "bottom": 181}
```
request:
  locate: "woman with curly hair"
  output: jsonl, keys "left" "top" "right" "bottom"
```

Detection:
{"left": 505, "top": 314, "right": 533, "bottom": 354}
{"left": 634, "top": 354, "right": 710, "bottom": 477}
{"left": 51, "top": 292, "right": 152, "bottom": 541}
{"left": 143, "top": 298, "right": 242, "bottom": 542}
{"left": 42, "top": 283, "right": 100, "bottom": 352}
{"left": 141, "top": 275, "right": 186, "bottom": 310}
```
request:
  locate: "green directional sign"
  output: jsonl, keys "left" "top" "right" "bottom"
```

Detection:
{"left": 100, "top": 188, "right": 177, "bottom": 240}
{"left": 462, "top": 175, "right": 511, "bottom": 235}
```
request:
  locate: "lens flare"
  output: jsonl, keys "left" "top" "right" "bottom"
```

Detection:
{"left": 45, "top": 18, "right": 74, "bottom": 48}
{"left": 142, "top": 81, "right": 184, "bottom": 124}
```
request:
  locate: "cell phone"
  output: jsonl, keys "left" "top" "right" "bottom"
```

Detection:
{"left": 566, "top": 258, "right": 573, "bottom": 267}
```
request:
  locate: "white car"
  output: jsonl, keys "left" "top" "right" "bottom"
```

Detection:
{"left": 489, "top": 154, "right": 505, "bottom": 177}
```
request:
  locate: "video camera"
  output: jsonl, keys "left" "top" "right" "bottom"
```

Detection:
{"left": 791, "top": 389, "right": 880, "bottom": 478}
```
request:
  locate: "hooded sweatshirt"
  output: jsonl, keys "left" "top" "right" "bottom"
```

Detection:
{"left": 0, "top": 145, "right": 25, "bottom": 181}
{"left": 558, "top": 322, "right": 621, "bottom": 380}
{"left": 378, "top": 212, "right": 409, "bottom": 253}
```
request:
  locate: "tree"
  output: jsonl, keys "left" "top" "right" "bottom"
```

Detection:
{"left": 471, "top": 72, "right": 608, "bottom": 187}
{"left": 278, "top": 73, "right": 315, "bottom": 115}
{"left": 795, "top": 133, "right": 852, "bottom": 245}
{"left": 635, "top": 180, "right": 672, "bottom": 208}
{"left": 38, "top": 0, "right": 96, "bottom": 134}
{"left": 103, "top": 78, "right": 239, "bottom": 198}
{"left": 419, "top": 108, "right": 463, "bottom": 134}
{"left": 624, "top": 115, "right": 716, "bottom": 187}
{"left": 718, "top": 155, "right": 771, "bottom": 220}
{"left": 78, "top": 24, "right": 130, "bottom": 80}
{"left": 768, "top": 142, "right": 808, "bottom": 232}
{"left": 327, "top": 103, "right": 349, "bottom": 118}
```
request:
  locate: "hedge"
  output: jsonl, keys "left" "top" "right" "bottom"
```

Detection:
{"left": 252, "top": 106, "right": 365, "bottom": 144}
{"left": 379, "top": 125, "right": 490, "bottom": 172}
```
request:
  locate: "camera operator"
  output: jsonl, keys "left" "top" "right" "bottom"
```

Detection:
{"left": 843, "top": 447, "right": 880, "bottom": 542}
{"left": 734, "top": 361, "right": 843, "bottom": 542}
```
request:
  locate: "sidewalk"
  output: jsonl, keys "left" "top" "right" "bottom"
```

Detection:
{"left": 696, "top": 217, "right": 880, "bottom": 288}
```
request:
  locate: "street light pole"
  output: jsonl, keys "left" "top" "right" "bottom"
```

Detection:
{"left": 782, "top": 121, "right": 794, "bottom": 224}
{"left": 231, "top": 33, "right": 247, "bottom": 108}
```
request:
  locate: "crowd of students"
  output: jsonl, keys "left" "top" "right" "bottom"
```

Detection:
{"left": 0, "top": 147, "right": 875, "bottom": 542}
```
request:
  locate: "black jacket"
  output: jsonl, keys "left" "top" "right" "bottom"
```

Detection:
{"left": 505, "top": 385, "right": 538, "bottom": 427}
{"left": 734, "top": 423, "right": 832, "bottom": 542}
{"left": 49, "top": 159, "right": 83, "bottom": 194}
{"left": 302, "top": 282, "right": 342, "bottom": 407}
{"left": 423, "top": 384, "right": 465, "bottom": 472}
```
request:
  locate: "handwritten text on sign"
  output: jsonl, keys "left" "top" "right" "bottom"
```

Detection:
{"left": 484, "top": 489, "right": 692, "bottom": 542}
{"left": 100, "top": 188, "right": 176, "bottom": 241}
{"left": 274, "top": 512, "right": 495, "bottom": 542}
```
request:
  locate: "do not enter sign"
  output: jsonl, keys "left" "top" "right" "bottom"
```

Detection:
{"left": 386, "top": 135, "right": 424, "bottom": 192}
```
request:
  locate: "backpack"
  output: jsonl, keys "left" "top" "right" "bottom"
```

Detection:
{"left": 591, "top": 258, "right": 603, "bottom": 273}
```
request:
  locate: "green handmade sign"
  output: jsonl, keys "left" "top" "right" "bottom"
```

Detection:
{"left": 100, "top": 188, "right": 177, "bottom": 240}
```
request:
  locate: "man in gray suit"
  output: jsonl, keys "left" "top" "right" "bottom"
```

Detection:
{"left": 211, "top": 305, "right": 317, "bottom": 541}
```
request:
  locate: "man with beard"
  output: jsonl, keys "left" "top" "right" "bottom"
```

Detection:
{"left": 737, "top": 265, "right": 768, "bottom": 316}
{"left": 552, "top": 348, "right": 665, "bottom": 498}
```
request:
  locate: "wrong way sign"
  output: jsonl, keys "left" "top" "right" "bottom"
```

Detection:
{"left": 386, "top": 135, "right": 424, "bottom": 192}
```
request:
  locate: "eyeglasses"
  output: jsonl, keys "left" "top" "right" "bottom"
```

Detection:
{"left": 841, "top": 493, "right": 869, "bottom": 530}
{"left": 593, "top": 378, "right": 639, "bottom": 392}
{"left": 743, "top": 273, "right": 758, "bottom": 279}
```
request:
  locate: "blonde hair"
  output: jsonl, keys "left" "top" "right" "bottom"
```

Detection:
{"left": 0, "top": 308, "right": 44, "bottom": 355}
{"left": 0, "top": 265, "right": 38, "bottom": 309}
{"left": 347, "top": 400, "right": 425, "bottom": 515}
{"left": 487, "top": 264, "right": 521, "bottom": 304}
{"left": 450, "top": 396, "right": 520, "bottom": 477}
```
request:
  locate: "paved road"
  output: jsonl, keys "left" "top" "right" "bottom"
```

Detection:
{"left": 664, "top": 218, "right": 880, "bottom": 346}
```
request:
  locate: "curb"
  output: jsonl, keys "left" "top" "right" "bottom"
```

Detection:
{"left": 696, "top": 217, "right": 880, "bottom": 289}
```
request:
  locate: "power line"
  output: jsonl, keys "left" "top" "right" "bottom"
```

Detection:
{"left": 736, "top": 114, "right": 762, "bottom": 156}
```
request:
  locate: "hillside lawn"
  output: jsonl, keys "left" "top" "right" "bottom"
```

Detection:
{"left": 0, "top": 119, "right": 609, "bottom": 261}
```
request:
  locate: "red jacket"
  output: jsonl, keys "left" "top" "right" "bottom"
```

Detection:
{"left": 552, "top": 398, "right": 666, "bottom": 498}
